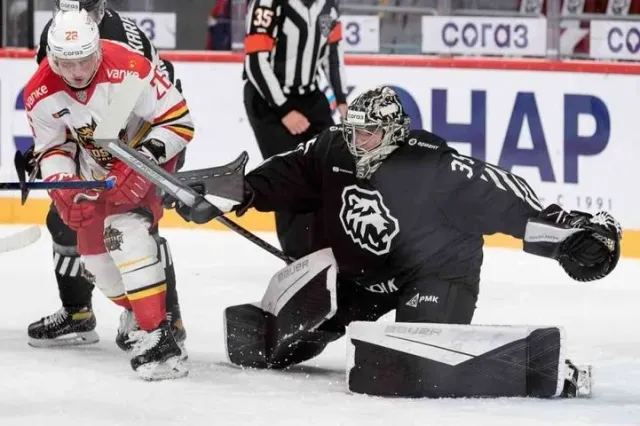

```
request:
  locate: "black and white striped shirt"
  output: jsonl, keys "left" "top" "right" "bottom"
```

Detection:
{"left": 243, "top": 0, "right": 348, "bottom": 117}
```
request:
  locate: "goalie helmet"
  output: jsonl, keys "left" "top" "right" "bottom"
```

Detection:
{"left": 47, "top": 9, "right": 102, "bottom": 89}
{"left": 54, "top": 0, "right": 106, "bottom": 24}
{"left": 343, "top": 86, "right": 411, "bottom": 179}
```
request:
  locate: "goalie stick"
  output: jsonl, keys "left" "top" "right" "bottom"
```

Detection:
{"left": 92, "top": 75, "right": 293, "bottom": 264}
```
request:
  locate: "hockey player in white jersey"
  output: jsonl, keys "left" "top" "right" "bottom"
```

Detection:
{"left": 23, "top": 9, "right": 194, "bottom": 380}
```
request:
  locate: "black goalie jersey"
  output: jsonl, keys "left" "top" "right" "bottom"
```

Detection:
{"left": 245, "top": 126, "right": 543, "bottom": 293}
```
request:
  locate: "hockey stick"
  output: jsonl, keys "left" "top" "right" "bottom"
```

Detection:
{"left": 0, "top": 180, "right": 114, "bottom": 191}
{"left": 92, "top": 75, "right": 293, "bottom": 264}
{"left": 0, "top": 225, "right": 41, "bottom": 253}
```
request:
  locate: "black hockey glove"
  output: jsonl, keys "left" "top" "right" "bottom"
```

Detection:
{"left": 524, "top": 204, "right": 621, "bottom": 282}
{"left": 14, "top": 146, "right": 42, "bottom": 205}
{"left": 162, "top": 152, "right": 254, "bottom": 224}
{"left": 14, "top": 146, "right": 40, "bottom": 178}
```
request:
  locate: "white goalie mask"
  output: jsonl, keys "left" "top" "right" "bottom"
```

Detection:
{"left": 342, "top": 86, "right": 411, "bottom": 179}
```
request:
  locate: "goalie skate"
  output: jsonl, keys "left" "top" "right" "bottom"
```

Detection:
{"left": 28, "top": 306, "right": 99, "bottom": 348}
{"left": 129, "top": 320, "right": 188, "bottom": 381}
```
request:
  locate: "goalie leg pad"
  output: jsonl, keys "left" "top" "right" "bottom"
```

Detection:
{"left": 225, "top": 248, "right": 340, "bottom": 369}
{"left": 347, "top": 322, "right": 567, "bottom": 398}
{"left": 223, "top": 303, "right": 343, "bottom": 369}
{"left": 224, "top": 303, "right": 268, "bottom": 369}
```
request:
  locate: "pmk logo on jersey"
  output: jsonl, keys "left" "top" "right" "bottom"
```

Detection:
{"left": 339, "top": 185, "right": 399, "bottom": 256}
{"left": 405, "top": 293, "right": 439, "bottom": 308}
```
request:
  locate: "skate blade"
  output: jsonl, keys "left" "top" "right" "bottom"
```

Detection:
{"left": 28, "top": 330, "right": 100, "bottom": 348}
{"left": 575, "top": 364, "right": 594, "bottom": 398}
{"left": 178, "top": 341, "right": 189, "bottom": 361}
{"left": 136, "top": 356, "right": 189, "bottom": 381}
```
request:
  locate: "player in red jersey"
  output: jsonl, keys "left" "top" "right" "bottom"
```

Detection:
{"left": 24, "top": 9, "right": 194, "bottom": 380}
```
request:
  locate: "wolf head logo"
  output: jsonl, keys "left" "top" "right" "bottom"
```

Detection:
{"left": 339, "top": 185, "right": 399, "bottom": 255}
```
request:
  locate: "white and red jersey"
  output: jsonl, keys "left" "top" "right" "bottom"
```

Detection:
{"left": 24, "top": 39, "right": 194, "bottom": 182}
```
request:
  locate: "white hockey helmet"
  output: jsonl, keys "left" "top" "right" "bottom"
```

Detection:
{"left": 47, "top": 9, "right": 102, "bottom": 88}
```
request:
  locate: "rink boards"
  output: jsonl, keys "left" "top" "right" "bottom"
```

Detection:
{"left": 0, "top": 51, "right": 638, "bottom": 257}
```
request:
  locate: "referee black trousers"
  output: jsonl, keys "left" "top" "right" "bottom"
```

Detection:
{"left": 243, "top": 82, "right": 335, "bottom": 260}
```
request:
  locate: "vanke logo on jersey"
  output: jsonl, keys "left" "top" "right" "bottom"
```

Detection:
{"left": 339, "top": 185, "right": 399, "bottom": 256}
{"left": 106, "top": 69, "right": 140, "bottom": 80}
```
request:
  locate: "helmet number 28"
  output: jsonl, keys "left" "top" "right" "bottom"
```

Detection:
{"left": 64, "top": 30, "right": 78, "bottom": 41}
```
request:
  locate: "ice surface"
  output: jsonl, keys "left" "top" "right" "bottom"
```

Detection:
{"left": 1, "top": 225, "right": 639, "bottom": 426}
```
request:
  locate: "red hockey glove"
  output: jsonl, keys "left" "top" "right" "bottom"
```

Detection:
{"left": 103, "top": 140, "right": 165, "bottom": 206}
{"left": 104, "top": 160, "right": 154, "bottom": 205}
{"left": 45, "top": 173, "right": 100, "bottom": 230}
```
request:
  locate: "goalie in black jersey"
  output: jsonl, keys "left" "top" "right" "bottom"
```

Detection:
{"left": 17, "top": 0, "right": 187, "bottom": 351}
{"left": 169, "top": 86, "right": 621, "bottom": 398}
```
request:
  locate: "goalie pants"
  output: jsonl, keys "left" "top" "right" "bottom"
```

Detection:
{"left": 243, "top": 82, "right": 334, "bottom": 260}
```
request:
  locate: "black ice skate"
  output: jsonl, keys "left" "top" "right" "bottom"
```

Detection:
{"left": 116, "top": 310, "right": 187, "bottom": 359}
{"left": 28, "top": 306, "right": 99, "bottom": 348}
{"left": 128, "top": 320, "right": 188, "bottom": 381}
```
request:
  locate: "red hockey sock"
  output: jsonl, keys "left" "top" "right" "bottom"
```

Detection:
{"left": 127, "top": 282, "right": 167, "bottom": 330}
{"left": 109, "top": 294, "right": 132, "bottom": 310}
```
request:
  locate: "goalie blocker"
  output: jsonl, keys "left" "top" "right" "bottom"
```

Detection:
{"left": 224, "top": 249, "right": 592, "bottom": 398}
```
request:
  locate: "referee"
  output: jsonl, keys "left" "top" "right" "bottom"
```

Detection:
{"left": 243, "top": 0, "right": 348, "bottom": 260}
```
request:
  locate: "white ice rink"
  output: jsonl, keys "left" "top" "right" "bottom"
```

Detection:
{"left": 1, "top": 225, "right": 639, "bottom": 426}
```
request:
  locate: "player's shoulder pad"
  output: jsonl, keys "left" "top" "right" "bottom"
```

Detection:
{"left": 23, "top": 59, "right": 65, "bottom": 112}
{"left": 101, "top": 40, "right": 152, "bottom": 81}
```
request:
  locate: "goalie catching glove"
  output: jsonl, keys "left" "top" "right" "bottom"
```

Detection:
{"left": 524, "top": 204, "right": 621, "bottom": 282}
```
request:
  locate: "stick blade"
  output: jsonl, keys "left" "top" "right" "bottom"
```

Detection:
{"left": 0, "top": 225, "right": 41, "bottom": 254}
{"left": 93, "top": 74, "right": 147, "bottom": 141}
